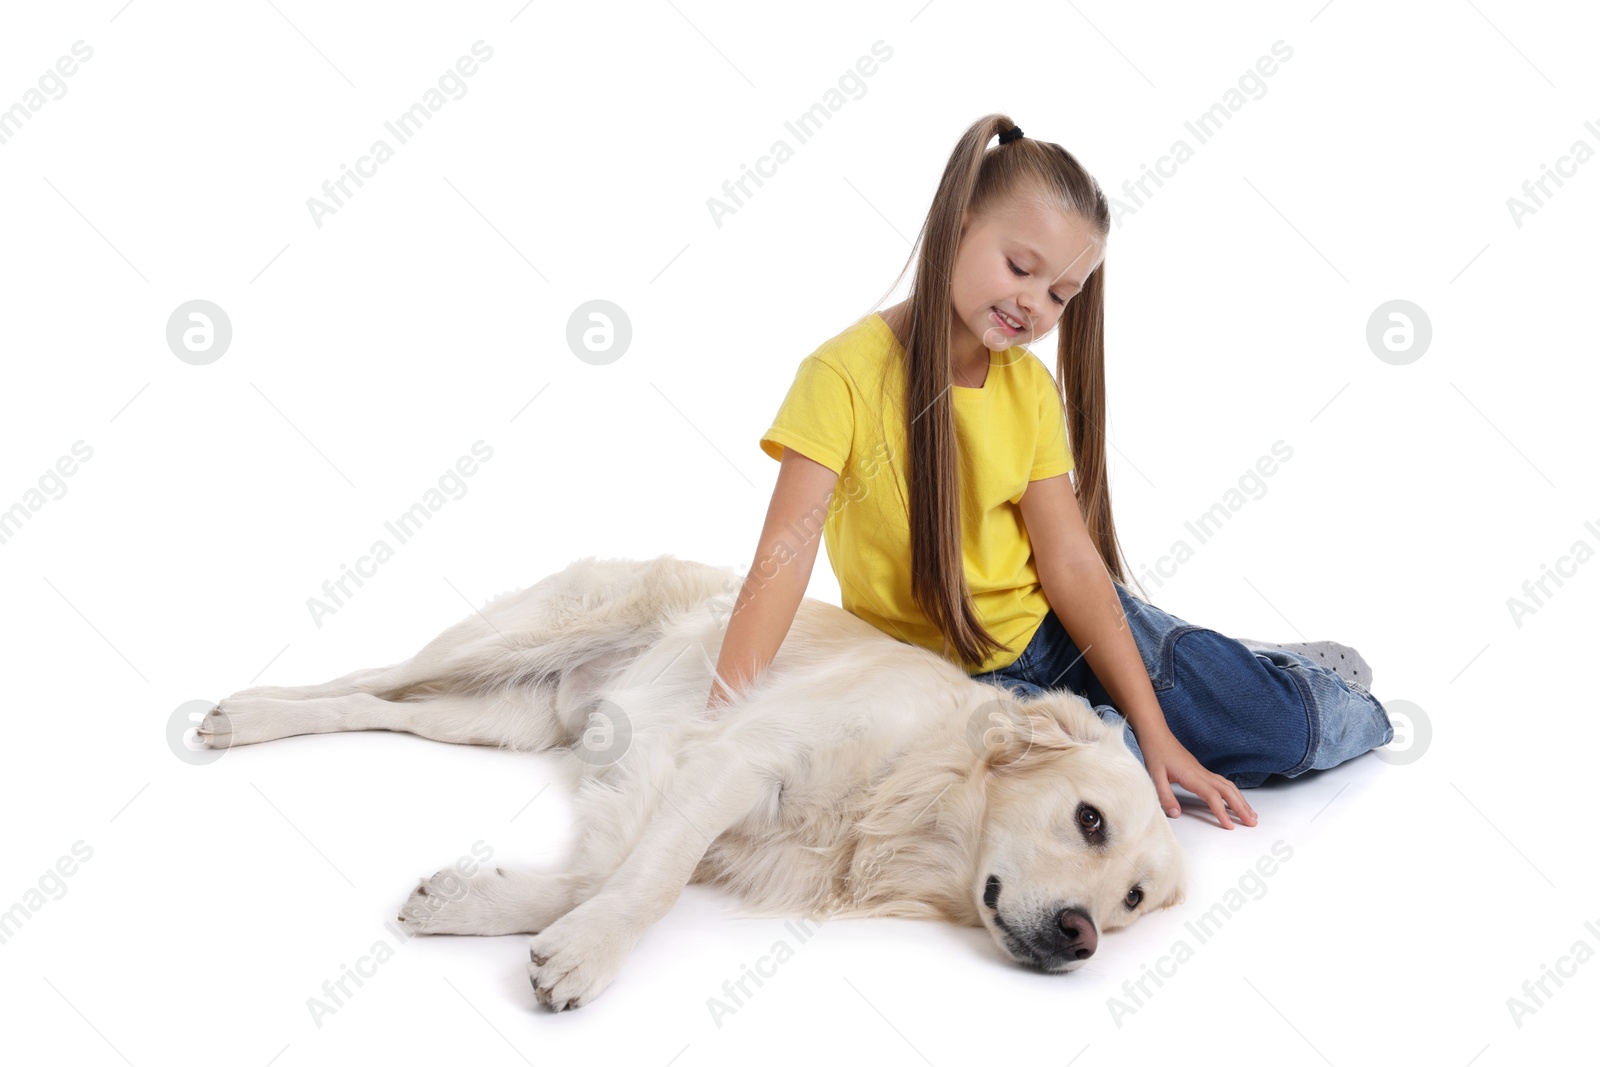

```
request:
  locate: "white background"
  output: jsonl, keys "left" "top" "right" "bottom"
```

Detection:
{"left": 1, "top": 0, "right": 1595, "bottom": 1063}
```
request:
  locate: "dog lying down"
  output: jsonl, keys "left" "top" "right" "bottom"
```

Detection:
{"left": 202, "top": 556, "right": 1186, "bottom": 1010}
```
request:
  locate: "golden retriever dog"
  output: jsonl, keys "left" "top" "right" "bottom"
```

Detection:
{"left": 201, "top": 556, "right": 1186, "bottom": 1011}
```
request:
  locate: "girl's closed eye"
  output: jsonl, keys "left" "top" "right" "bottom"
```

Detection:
{"left": 1008, "top": 260, "right": 1067, "bottom": 306}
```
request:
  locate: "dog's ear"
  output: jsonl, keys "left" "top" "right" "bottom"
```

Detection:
{"left": 968, "top": 694, "right": 1101, "bottom": 774}
{"left": 1040, "top": 694, "right": 1113, "bottom": 747}
{"left": 1152, "top": 845, "right": 1189, "bottom": 912}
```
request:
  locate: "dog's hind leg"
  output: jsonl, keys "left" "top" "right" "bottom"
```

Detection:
{"left": 227, "top": 662, "right": 421, "bottom": 702}
{"left": 222, "top": 600, "right": 563, "bottom": 707}
{"left": 200, "top": 685, "right": 571, "bottom": 751}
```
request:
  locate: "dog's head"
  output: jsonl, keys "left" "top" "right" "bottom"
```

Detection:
{"left": 968, "top": 689, "right": 1187, "bottom": 971}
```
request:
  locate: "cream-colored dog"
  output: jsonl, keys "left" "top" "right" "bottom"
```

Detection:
{"left": 203, "top": 556, "right": 1186, "bottom": 1011}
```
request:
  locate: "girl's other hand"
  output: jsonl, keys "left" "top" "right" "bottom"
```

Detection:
{"left": 1138, "top": 729, "right": 1259, "bottom": 830}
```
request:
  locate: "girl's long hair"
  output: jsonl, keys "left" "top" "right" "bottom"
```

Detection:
{"left": 876, "top": 112, "right": 1143, "bottom": 672}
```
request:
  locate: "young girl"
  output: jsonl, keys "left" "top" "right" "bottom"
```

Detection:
{"left": 706, "top": 113, "right": 1394, "bottom": 831}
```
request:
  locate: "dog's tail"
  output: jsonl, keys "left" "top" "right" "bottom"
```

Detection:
{"left": 380, "top": 555, "right": 738, "bottom": 714}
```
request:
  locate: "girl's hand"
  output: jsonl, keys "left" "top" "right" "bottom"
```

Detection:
{"left": 1137, "top": 729, "right": 1259, "bottom": 830}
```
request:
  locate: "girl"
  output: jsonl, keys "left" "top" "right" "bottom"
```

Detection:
{"left": 707, "top": 113, "right": 1394, "bottom": 830}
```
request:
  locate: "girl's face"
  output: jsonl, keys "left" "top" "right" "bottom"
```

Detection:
{"left": 951, "top": 194, "right": 1105, "bottom": 356}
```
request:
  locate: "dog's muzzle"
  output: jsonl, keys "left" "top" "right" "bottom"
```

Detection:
{"left": 983, "top": 875, "right": 1099, "bottom": 968}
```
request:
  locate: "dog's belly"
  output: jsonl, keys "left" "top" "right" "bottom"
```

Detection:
{"left": 692, "top": 778, "right": 867, "bottom": 914}
{"left": 685, "top": 725, "right": 921, "bottom": 914}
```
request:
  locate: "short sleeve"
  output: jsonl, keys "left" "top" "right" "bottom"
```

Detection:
{"left": 1029, "top": 363, "right": 1075, "bottom": 481}
{"left": 759, "top": 355, "right": 853, "bottom": 475}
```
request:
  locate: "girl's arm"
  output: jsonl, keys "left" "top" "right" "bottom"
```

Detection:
{"left": 706, "top": 448, "right": 839, "bottom": 711}
{"left": 1017, "top": 472, "right": 1259, "bottom": 830}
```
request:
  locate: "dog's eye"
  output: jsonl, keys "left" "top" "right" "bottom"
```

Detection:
{"left": 1076, "top": 803, "right": 1103, "bottom": 836}
{"left": 1125, "top": 886, "right": 1145, "bottom": 910}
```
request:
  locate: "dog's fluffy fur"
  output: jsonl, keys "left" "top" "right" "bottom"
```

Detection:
{"left": 203, "top": 556, "right": 1186, "bottom": 1010}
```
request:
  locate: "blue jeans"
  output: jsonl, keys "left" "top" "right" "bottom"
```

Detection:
{"left": 969, "top": 580, "right": 1395, "bottom": 788}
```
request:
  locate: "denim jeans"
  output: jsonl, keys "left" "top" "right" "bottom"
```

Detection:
{"left": 969, "top": 580, "right": 1395, "bottom": 788}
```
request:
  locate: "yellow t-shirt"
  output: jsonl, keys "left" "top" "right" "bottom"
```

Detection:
{"left": 759, "top": 311, "right": 1074, "bottom": 674}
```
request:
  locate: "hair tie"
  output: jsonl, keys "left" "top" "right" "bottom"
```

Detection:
{"left": 999, "top": 125, "right": 1024, "bottom": 145}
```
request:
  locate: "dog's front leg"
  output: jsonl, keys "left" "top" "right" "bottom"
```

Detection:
{"left": 526, "top": 752, "right": 768, "bottom": 1011}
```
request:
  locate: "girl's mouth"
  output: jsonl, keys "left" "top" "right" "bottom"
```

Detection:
{"left": 990, "top": 308, "right": 1023, "bottom": 337}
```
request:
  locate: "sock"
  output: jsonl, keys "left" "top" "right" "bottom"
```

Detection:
{"left": 1237, "top": 637, "right": 1373, "bottom": 691}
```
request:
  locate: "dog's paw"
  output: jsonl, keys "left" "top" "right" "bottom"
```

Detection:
{"left": 397, "top": 870, "right": 471, "bottom": 934}
{"left": 398, "top": 869, "right": 576, "bottom": 936}
{"left": 194, "top": 704, "right": 233, "bottom": 748}
{"left": 194, "top": 697, "right": 281, "bottom": 747}
{"left": 526, "top": 912, "right": 632, "bottom": 1011}
{"left": 194, "top": 694, "right": 322, "bottom": 748}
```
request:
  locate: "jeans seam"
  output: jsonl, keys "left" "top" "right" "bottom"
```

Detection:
{"left": 1152, "top": 624, "right": 1206, "bottom": 692}
{"left": 1274, "top": 662, "right": 1320, "bottom": 778}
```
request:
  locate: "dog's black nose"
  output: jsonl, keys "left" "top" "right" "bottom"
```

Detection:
{"left": 1054, "top": 906, "right": 1097, "bottom": 959}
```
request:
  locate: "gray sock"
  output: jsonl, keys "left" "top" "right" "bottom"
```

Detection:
{"left": 1238, "top": 637, "right": 1373, "bottom": 691}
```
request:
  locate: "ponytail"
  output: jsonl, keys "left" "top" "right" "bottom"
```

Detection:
{"left": 875, "top": 113, "right": 1143, "bottom": 672}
